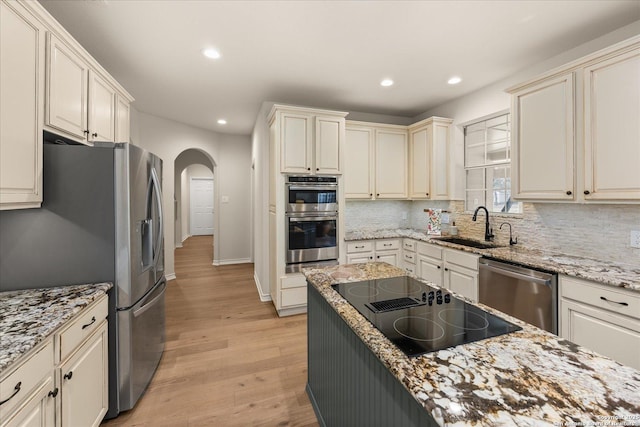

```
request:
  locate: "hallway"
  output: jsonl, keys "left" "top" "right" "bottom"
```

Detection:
{"left": 102, "top": 236, "right": 318, "bottom": 426}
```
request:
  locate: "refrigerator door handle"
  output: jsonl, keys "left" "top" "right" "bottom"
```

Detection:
{"left": 150, "top": 167, "right": 164, "bottom": 267}
{"left": 133, "top": 279, "right": 166, "bottom": 318}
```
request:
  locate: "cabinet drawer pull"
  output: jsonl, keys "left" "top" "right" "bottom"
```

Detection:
{"left": 584, "top": 190, "right": 591, "bottom": 195}
{"left": 600, "top": 296, "right": 628, "bottom": 306}
{"left": 64, "top": 371, "right": 73, "bottom": 381}
{"left": 383, "top": 243, "right": 392, "bottom": 247}
{"left": 0, "top": 382, "right": 21, "bottom": 406}
{"left": 82, "top": 316, "right": 96, "bottom": 329}
{"left": 48, "top": 388, "right": 59, "bottom": 398}
{"left": 354, "top": 245, "right": 364, "bottom": 249}
{"left": 406, "top": 255, "right": 413, "bottom": 259}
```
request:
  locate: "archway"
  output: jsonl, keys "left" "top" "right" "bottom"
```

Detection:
{"left": 174, "top": 149, "right": 217, "bottom": 263}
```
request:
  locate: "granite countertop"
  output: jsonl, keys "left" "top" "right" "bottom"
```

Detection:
{"left": 303, "top": 262, "right": 640, "bottom": 427}
{"left": 344, "top": 228, "right": 640, "bottom": 292}
{"left": 0, "top": 283, "right": 112, "bottom": 373}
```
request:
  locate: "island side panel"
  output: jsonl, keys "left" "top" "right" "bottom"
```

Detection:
{"left": 307, "top": 284, "right": 438, "bottom": 427}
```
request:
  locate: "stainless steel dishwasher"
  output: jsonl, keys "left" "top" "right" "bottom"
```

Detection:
{"left": 479, "top": 258, "right": 558, "bottom": 334}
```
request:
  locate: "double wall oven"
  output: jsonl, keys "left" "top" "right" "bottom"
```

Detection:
{"left": 285, "top": 176, "right": 338, "bottom": 272}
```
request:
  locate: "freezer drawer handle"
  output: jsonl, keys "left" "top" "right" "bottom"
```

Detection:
{"left": 480, "top": 263, "right": 552, "bottom": 286}
{"left": 134, "top": 281, "right": 167, "bottom": 318}
{"left": 81, "top": 316, "right": 96, "bottom": 330}
{"left": 600, "top": 296, "right": 628, "bottom": 306}
{"left": 0, "top": 382, "right": 21, "bottom": 406}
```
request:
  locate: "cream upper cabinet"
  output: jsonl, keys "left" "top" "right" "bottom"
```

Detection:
{"left": 510, "top": 72, "right": 575, "bottom": 200}
{"left": 583, "top": 48, "right": 640, "bottom": 200}
{"left": 277, "top": 107, "right": 346, "bottom": 175}
{"left": 509, "top": 36, "right": 640, "bottom": 203}
{"left": 0, "top": 0, "right": 46, "bottom": 210}
{"left": 46, "top": 33, "right": 131, "bottom": 145}
{"left": 409, "top": 117, "right": 452, "bottom": 200}
{"left": 46, "top": 34, "right": 89, "bottom": 141}
{"left": 344, "top": 125, "right": 374, "bottom": 199}
{"left": 88, "top": 70, "right": 116, "bottom": 143}
{"left": 375, "top": 128, "right": 408, "bottom": 199}
{"left": 314, "top": 116, "right": 343, "bottom": 174}
{"left": 115, "top": 94, "right": 131, "bottom": 143}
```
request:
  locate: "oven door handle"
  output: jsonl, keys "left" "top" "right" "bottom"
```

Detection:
{"left": 480, "top": 264, "right": 552, "bottom": 286}
{"left": 287, "top": 185, "right": 337, "bottom": 191}
{"left": 288, "top": 216, "right": 337, "bottom": 222}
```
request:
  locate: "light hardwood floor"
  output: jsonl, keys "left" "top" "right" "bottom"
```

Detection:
{"left": 102, "top": 236, "right": 319, "bottom": 427}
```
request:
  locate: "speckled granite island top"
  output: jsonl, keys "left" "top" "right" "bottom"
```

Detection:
{"left": 0, "top": 283, "right": 112, "bottom": 373}
{"left": 345, "top": 229, "right": 640, "bottom": 292}
{"left": 303, "top": 262, "right": 640, "bottom": 427}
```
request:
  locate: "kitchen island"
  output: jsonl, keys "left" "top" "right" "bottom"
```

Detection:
{"left": 304, "top": 262, "right": 640, "bottom": 427}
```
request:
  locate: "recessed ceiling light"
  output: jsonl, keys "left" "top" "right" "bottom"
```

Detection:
{"left": 217, "top": 119, "right": 227, "bottom": 125}
{"left": 380, "top": 79, "right": 394, "bottom": 87}
{"left": 448, "top": 76, "right": 462, "bottom": 85}
{"left": 202, "top": 48, "right": 221, "bottom": 59}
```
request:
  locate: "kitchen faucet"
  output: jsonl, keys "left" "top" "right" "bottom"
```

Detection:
{"left": 472, "top": 206, "right": 494, "bottom": 242}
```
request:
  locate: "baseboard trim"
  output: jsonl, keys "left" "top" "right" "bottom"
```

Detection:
{"left": 253, "top": 273, "right": 272, "bottom": 302}
{"left": 182, "top": 234, "right": 191, "bottom": 243}
{"left": 212, "top": 258, "right": 251, "bottom": 266}
{"left": 165, "top": 273, "right": 176, "bottom": 281}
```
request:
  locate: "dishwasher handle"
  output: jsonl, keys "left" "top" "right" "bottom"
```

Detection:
{"left": 480, "top": 263, "right": 553, "bottom": 286}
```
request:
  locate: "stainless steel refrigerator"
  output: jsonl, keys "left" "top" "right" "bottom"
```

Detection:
{"left": 0, "top": 137, "right": 166, "bottom": 418}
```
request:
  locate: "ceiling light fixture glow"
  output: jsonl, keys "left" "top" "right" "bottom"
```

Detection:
{"left": 447, "top": 76, "right": 462, "bottom": 85}
{"left": 202, "top": 48, "right": 221, "bottom": 59}
{"left": 380, "top": 79, "right": 394, "bottom": 87}
{"left": 217, "top": 119, "right": 227, "bottom": 125}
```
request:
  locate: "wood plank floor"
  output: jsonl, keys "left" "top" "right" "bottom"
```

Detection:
{"left": 102, "top": 236, "right": 319, "bottom": 427}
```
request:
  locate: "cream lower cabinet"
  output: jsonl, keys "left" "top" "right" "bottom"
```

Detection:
{"left": 0, "top": 0, "right": 46, "bottom": 210}
{"left": 416, "top": 242, "right": 479, "bottom": 301}
{"left": 0, "top": 295, "right": 108, "bottom": 427}
{"left": 417, "top": 242, "right": 444, "bottom": 286}
{"left": 345, "top": 239, "right": 400, "bottom": 267}
{"left": 0, "top": 341, "right": 55, "bottom": 427}
{"left": 560, "top": 275, "right": 640, "bottom": 370}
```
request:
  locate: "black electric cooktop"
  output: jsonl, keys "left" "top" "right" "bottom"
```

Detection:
{"left": 332, "top": 276, "right": 521, "bottom": 357}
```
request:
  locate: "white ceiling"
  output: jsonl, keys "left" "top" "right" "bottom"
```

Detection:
{"left": 39, "top": 0, "right": 640, "bottom": 135}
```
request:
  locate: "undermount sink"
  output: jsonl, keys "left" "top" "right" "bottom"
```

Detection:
{"left": 433, "top": 236, "right": 502, "bottom": 249}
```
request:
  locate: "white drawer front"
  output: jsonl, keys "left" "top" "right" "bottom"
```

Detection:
{"left": 417, "top": 242, "right": 442, "bottom": 260}
{"left": 281, "top": 287, "right": 307, "bottom": 308}
{"left": 560, "top": 276, "right": 639, "bottom": 320}
{"left": 402, "top": 239, "right": 416, "bottom": 252}
{"left": 58, "top": 295, "right": 108, "bottom": 361}
{"left": 375, "top": 239, "right": 400, "bottom": 251}
{"left": 0, "top": 339, "right": 53, "bottom": 417}
{"left": 443, "top": 248, "right": 479, "bottom": 271}
{"left": 403, "top": 263, "right": 416, "bottom": 275}
{"left": 403, "top": 252, "right": 416, "bottom": 264}
{"left": 346, "top": 241, "right": 374, "bottom": 254}
{"left": 281, "top": 274, "right": 306, "bottom": 289}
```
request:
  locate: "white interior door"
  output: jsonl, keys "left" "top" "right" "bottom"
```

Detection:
{"left": 190, "top": 178, "right": 214, "bottom": 235}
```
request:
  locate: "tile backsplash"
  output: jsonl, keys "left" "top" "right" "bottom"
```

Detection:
{"left": 345, "top": 199, "right": 640, "bottom": 265}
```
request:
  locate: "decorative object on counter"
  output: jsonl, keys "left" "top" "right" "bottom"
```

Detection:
{"left": 426, "top": 209, "right": 442, "bottom": 235}
{"left": 449, "top": 221, "right": 458, "bottom": 236}
{"left": 500, "top": 222, "right": 518, "bottom": 245}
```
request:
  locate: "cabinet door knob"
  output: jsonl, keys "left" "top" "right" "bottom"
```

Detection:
{"left": 64, "top": 371, "right": 73, "bottom": 381}
{"left": 307, "top": 167, "right": 311, "bottom": 171}
{"left": 83, "top": 130, "right": 90, "bottom": 135}
{"left": 437, "top": 266, "right": 441, "bottom": 269}
{"left": 584, "top": 190, "right": 591, "bottom": 195}
{"left": 444, "top": 268, "right": 449, "bottom": 271}
{"left": 426, "top": 193, "right": 429, "bottom": 196}
{"left": 369, "top": 193, "right": 373, "bottom": 197}
{"left": 92, "top": 132, "right": 98, "bottom": 138}
{"left": 48, "top": 388, "right": 59, "bottom": 398}
{"left": 316, "top": 168, "right": 319, "bottom": 171}
{"left": 376, "top": 193, "right": 380, "bottom": 197}
{"left": 566, "top": 190, "right": 572, "bottom": 195}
